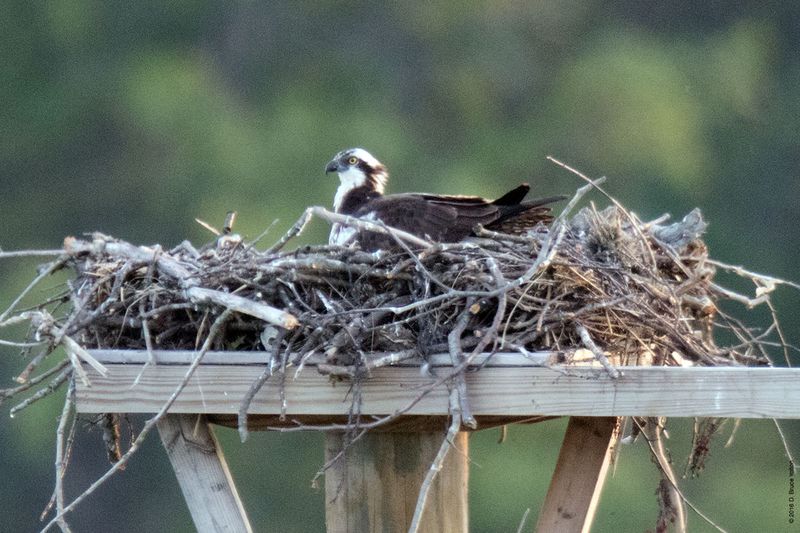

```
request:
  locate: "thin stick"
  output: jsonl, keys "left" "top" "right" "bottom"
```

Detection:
{"left": 0, "top": 339, "right": 46, "bottom": 348}
{"left": 766, "top": 299, "right": 792, "bottom": 367}
{"left": 238, "top": 329, "right": 287, "bottom": 442}
{"left": 1, "top": 359, "right": 70, "bottom": 407}
{"left": 640, "top": 418, "right": 687, "bottom": 533}
{"left": 0, "top": 249, "right": 64, "bottom": 258}
{"left": 773, "top": 419, "right": 797, "bottom": 472}
{"left": 53, "top": 379, "right": 75, "bottom": 532}
{"left": 265, "top": 208, "right": 313, "bottom": 254}
{"left": 15, "top": 349, "right": 49, "bottom": 384}
{"left": 408, "top": 387, "right": 462, "bottom": 533}
{"left": 10, "top": 367, "right": 71, "bottom": 417}
{"left": 515, "top": 508, "right": 532, "bottom": 533}
{"left": 246, "top": 219, "right": 280, "bottom": 249}
{"left": 575, "top": 322, "right": 621, "bottom": 378}
{"left": 40, "top": 311, "right": 232, "bottom": 532}
{"left": 0, "top": 258, "right": 65, "bottom": 325}
{"left": 547, "top": 156, "right": 658, "bottom": 270}
{"left": 132, "top": 250, "right": 160, "bottom": 388}
{"left": 710, "top": 283, "right": 769, "bottom": 308}
{"left": 706, "top": 259, "right": 800, "bottom": 292}
{"left": 310, "top": 206, "right": 432, "bottom": 249}
{"left": 634, "top": 419, "right": 727, "bottom": 533}
{"left": 62, "top": 335, "right": 108, "bottom": 378}
{"left": 448, "top": 304, "right": 476, "bottom": 428}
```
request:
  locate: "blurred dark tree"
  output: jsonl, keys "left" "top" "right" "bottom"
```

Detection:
{"left": 1, "top": 2, "right": 798, "bottom": 531}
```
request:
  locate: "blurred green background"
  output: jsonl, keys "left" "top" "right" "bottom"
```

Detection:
{"left": 1, "top": 2, "right": 799, "bottom": 531}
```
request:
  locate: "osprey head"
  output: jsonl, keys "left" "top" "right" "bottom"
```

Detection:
{"left": 325, "top": 148, "right": 388, "bottom": 196}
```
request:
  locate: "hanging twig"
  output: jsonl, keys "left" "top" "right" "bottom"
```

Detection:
{"left": 639, "top": 418, "right": 687, "bottom": 533}
{"left": 40, "top": 310, "right": 233, "bottom": 532}
{"left": 52, "top": 379, "right": 76, "bottom": 533}
{"left": 447, "top": 302, "right": 476, "bottom": 428}
{"left": 634, "top": 418, "right": 727, "bottom": 533}
{"left": 408, "top": 387, "right": 463, "bottom": 533}
{"left": 238, "top": 328, "right": 288, "bottom": 442}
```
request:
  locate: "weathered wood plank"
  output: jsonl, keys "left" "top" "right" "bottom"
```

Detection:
{"left": 76, "top": 362, "right": 800, "bottom": 419}
{"left": 534, "top": 417, "right": 618, "bottom": 533}
{"left": 157, "top": 414, "right": 253, "bottom": 532}
{"left": 324, "top": 431, "right": 469, "bottom": 533}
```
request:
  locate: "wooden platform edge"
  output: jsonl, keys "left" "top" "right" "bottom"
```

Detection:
{"left": 74, "top": 354, "right": 800, "bottom": 419}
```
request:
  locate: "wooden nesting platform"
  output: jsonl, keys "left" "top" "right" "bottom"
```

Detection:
{"left": 77, "top": 350, "right": 800, "bottom": 423}
{"left": 74, "top": 350, "right": 800, "bottom": 532}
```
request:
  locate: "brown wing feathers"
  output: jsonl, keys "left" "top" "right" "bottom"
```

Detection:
{"left": 425, "top": 186, "right": 565, "bottom": 236}
{"left": 362, "top": 185, "right": 564, "bottom": 243}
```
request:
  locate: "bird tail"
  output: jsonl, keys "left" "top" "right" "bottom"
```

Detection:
{"left": 492, "top": 184, "right": 530, "bottom": 206}
{"left": 489, "top": 194, "right": 568, "bottom": 234}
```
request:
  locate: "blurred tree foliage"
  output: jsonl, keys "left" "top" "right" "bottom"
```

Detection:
{"left": 1, "top": 2, "right": 798, "bottom": 531}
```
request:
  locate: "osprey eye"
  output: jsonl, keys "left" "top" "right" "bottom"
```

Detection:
{"left": 347, "top": 157, "right": 358, "bottom": 165}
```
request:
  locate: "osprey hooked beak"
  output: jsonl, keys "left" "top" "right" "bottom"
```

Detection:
{"left": 325, "top": 158, "right": 342, "bottom": 174}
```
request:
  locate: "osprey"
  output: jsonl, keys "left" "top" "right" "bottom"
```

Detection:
{"left": 325, "top": 148, "right": 565, "bottom": 249}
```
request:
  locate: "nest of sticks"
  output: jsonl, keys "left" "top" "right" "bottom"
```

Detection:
{"left": 1, "top": 172, "right": 795, "bottom": 531}
{"left": 49, "top": 201, "right": 770, "bottom": 374}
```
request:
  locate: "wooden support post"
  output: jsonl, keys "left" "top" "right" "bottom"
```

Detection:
{"left": 535, "top": 417, "right": 618, "bottom": 533}
{"left": 157, "top": 414, "right": 253, "bottom": 533}
{"left": 324, "top": 431, "right": 469, "bottom": 533}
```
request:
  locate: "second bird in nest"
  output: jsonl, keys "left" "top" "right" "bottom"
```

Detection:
{"left": 325, "top": 148, "right": 565, "bottom": 250}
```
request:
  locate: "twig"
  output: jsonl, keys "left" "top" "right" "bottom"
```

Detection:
{"left": 238, "top": 329, "right": 287, "bottom": 442}
{"left": 265, "top": 208, "right": 313, "bottom": 254}
{"left": 62, "top": 335, "right": 108, "bottom": 383}
{"left": 515, "top": 508, "right": 532, "bottom": 533}
{"left": 0, "top": 249, "right": 65, "bottom": 258}
{"left": 246, "top": 219, "right": 280, "bottom": 249}
{"left": 40, "top": 310, "right": 233, "bottom": 532}
{"left": 773, "top": 419, "right": 797, "bottom": 473}
{"left": 0, "top": 339, "right": 46, "bottom": 348}
{"left": 0, "top": 258, "right": 66, "bottom": 325}
{"left": 40, "top": 400, "right": 77, "bottom": 523}
{"left": 448, "top": 303, "right": 476, "bottom": 428}
{"left": 706, "top": 259, "right": 800, "bottom": 292}
{"left": 10, "top": 367, "right": 71, "bottom": 417}
{"left": 63, "top": 235, "right": 195, "bottom": 285}
{"left": 765, "top": 299, "right": 791, "bottom": 367}
{"left": 473, "top": 255, "right": 508, "bottom": 360}
{"left": 547, "top": 156, "right": 658, "bottom": 270}
{"left": 408, "top": 387, "right": 462, "bottom": 533}
{"left": 52, "top": 379, "right": 75, "bottom": 532}
{"left": 186, "top": 287, "right": 299, "bottom": 329}
{"left": 310, "top": 206, "right": 432, "bottom": 249}
{"left": 640, "top": 418, "right": 687, "bottom": 533}
{"left": 575, "top": 322, "right": 621, "bottom": 378}
{"left": 132, "top": 250, "right": 160, "bottom": 388}
{"left": 15, "top": 347, "right": 49, "bottom": 384}
{"left": 709, "top": 283, "right": 770, "bottom": 308}
{"left": 1, "top": 359, "right": 70, "bottom": 407}
{"left": 635, "top": 418, "right": 727, "bottom": 533}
